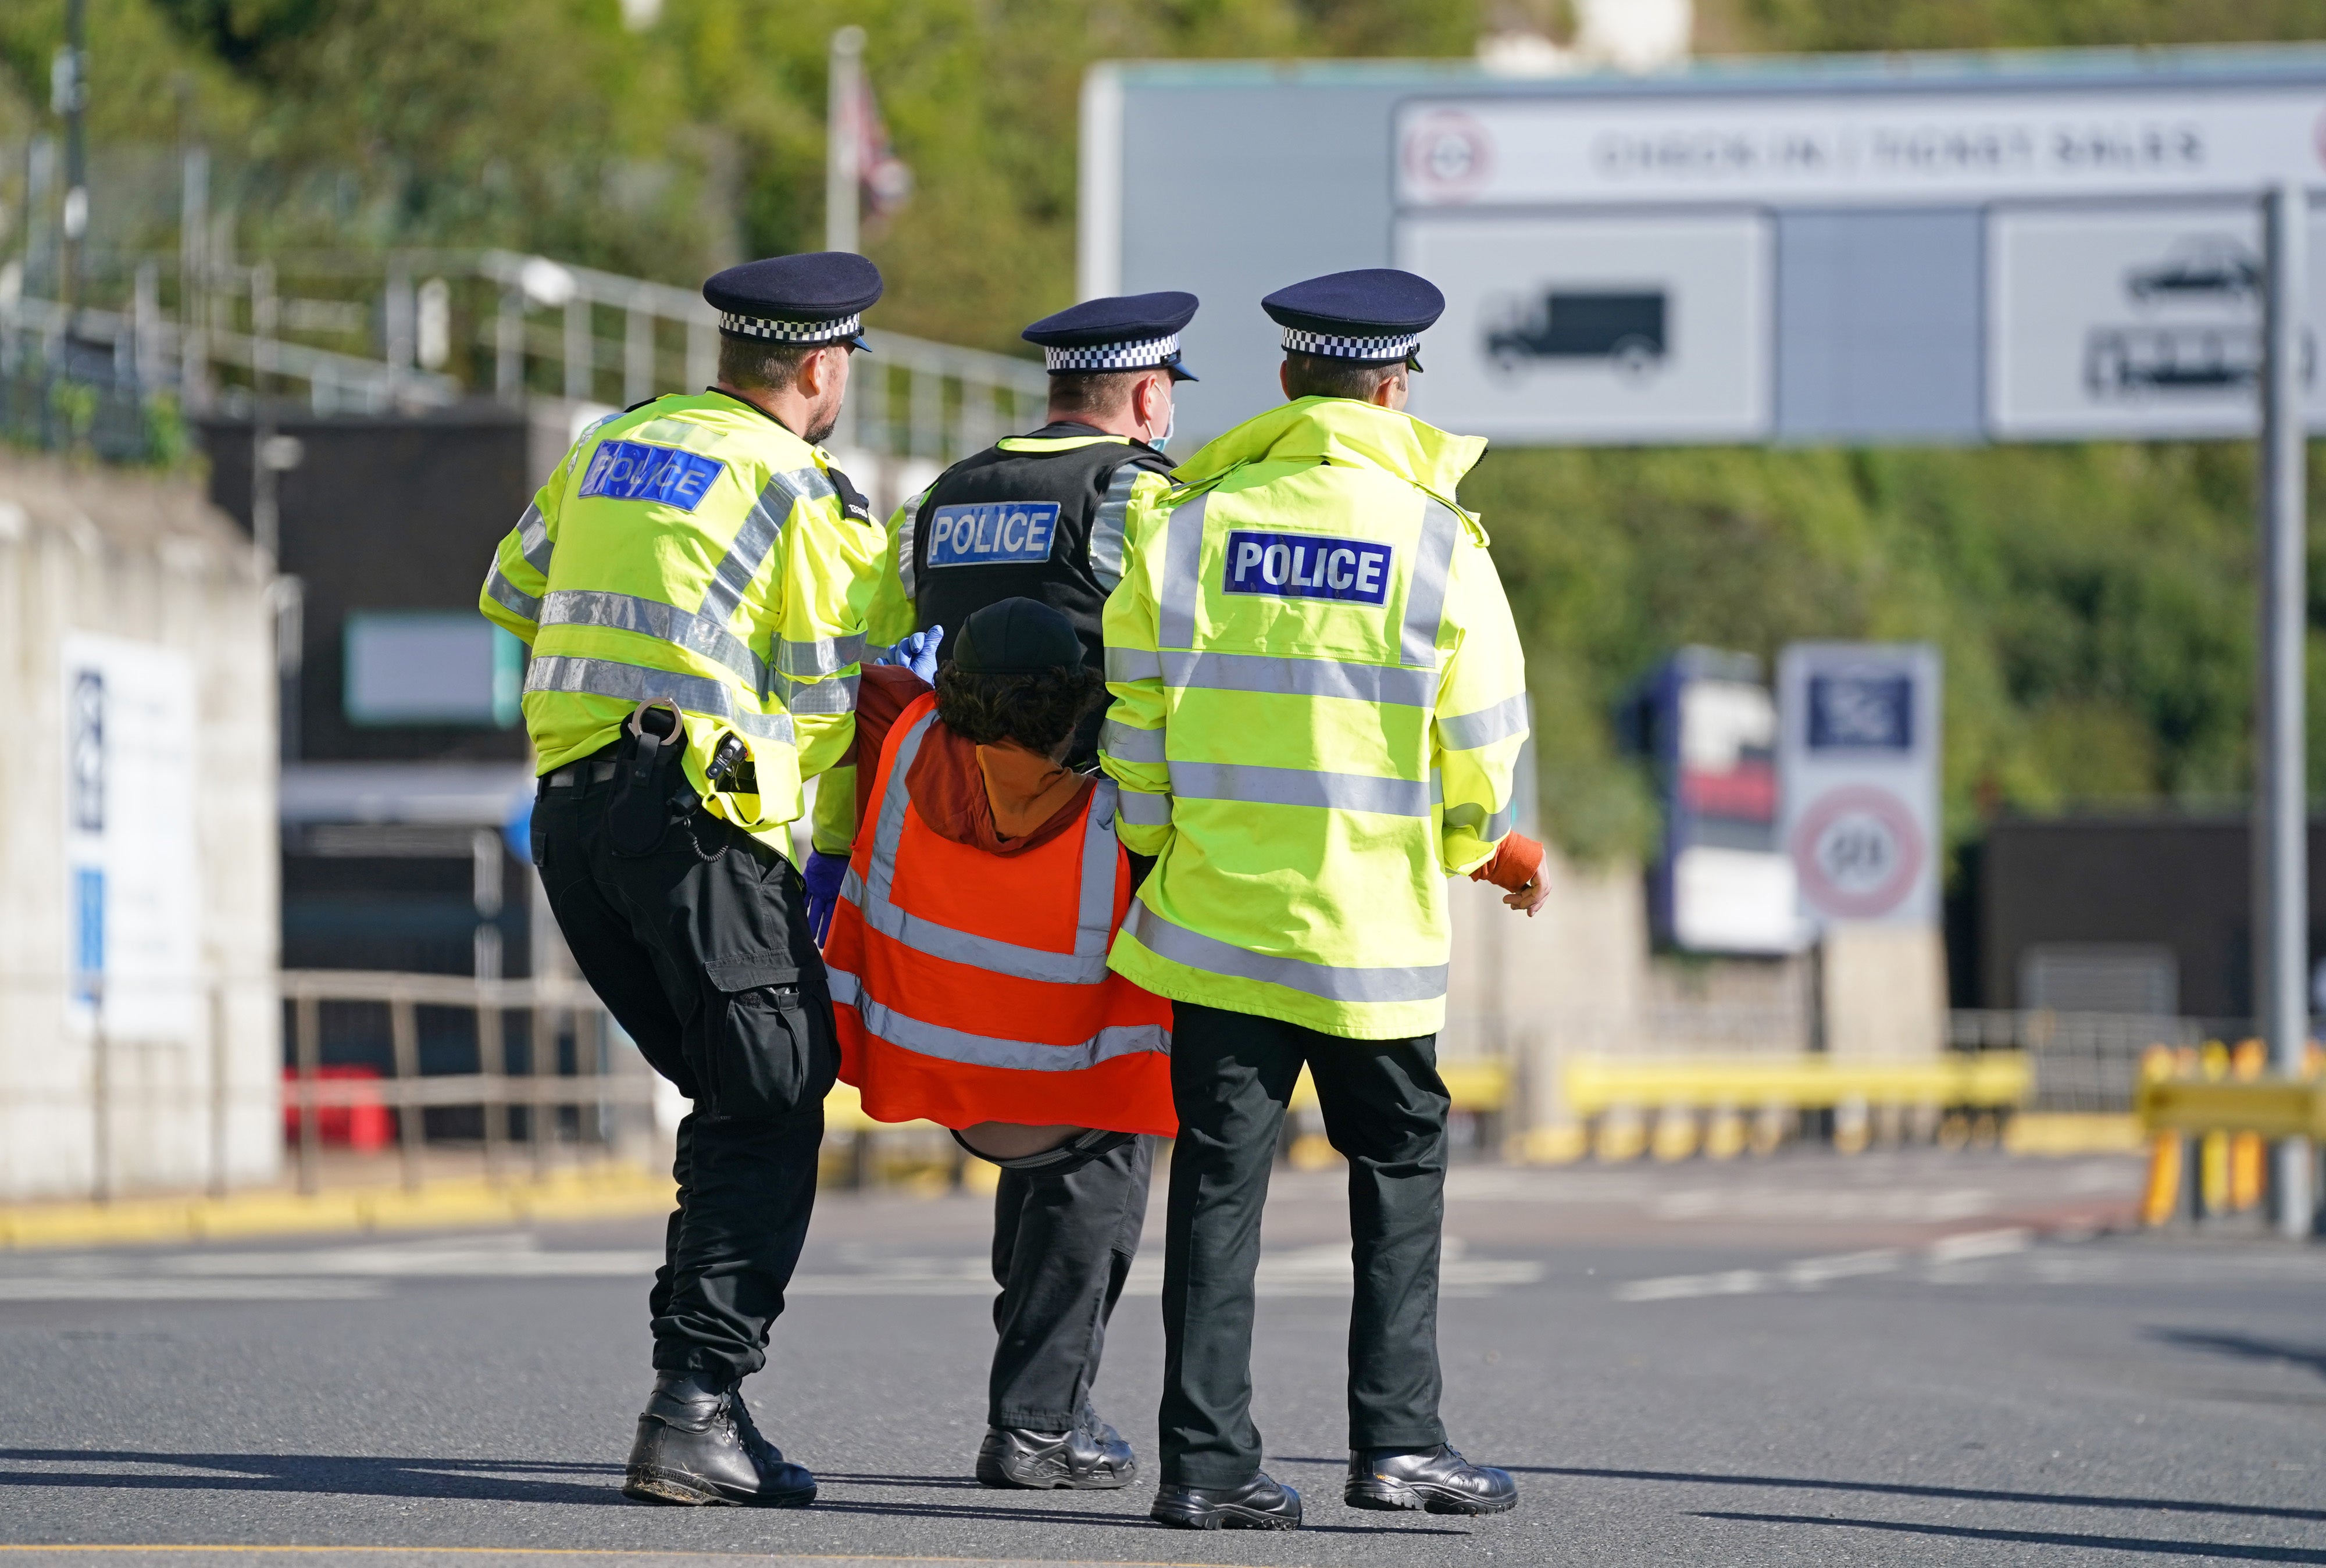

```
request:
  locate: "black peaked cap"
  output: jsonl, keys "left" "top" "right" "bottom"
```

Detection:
{"left": 1023, "top": 290, "right": 1201, "bottom": 381}
{"left": 704, "top": 252, "right": 883, "bottom": 345}
{"left": 1261, "top": 269, "right": 1444, "bottom": 341}
{"left": 953, "top": 597, "right": 1083, "bottom": 676}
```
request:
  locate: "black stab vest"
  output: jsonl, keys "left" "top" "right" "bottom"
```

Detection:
{"left": 908, "top": 422, "right": 1173, "bottom": 763}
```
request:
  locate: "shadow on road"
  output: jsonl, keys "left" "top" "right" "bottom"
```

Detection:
{"left": 2150, "top": 1327, "right": 2326, "bottom": 1380}
{"left": 0, "top": 1451, "right": 1467, "bottom": 1537}
{"left": 0, "top": 1449, "right": 630, "bottom": 1507}
{"left": 1697, "top": 1510, "right": 2326, "bottom": 1563}
{"left": 1273, "top": 1457, "right": 2326, "bottom": 1527}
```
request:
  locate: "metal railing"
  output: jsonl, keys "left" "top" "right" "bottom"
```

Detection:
{"left": 0, "top": 247, "right": 1052, "bottom": 465}
{"left": 277, "top": 969, "right": 651, "bottom": 1196}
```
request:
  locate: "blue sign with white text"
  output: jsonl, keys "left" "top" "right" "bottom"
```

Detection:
{"left": 926, "top": 502, "right": 1061, "bottom": 567}
{"left": 577, "top": 440, "right": 728, "bottom": 512}
{"left": 1221, "top": 530, "right": 1393, "bottom": 605}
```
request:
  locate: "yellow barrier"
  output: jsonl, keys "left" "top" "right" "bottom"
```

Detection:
{"left": 1562, "top": 1052, "right": 2030, "bottom": 1117}
{"left": 1288, "top": 1060, "right": 1512, "bottom": 1115}
{"left": 2134, "top": 1077, "right": 2326, "bottom": 1140}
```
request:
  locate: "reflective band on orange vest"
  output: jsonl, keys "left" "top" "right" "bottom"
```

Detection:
{"left": 840, "top": 705, "right": 1121, "bottom": 986}
{"left": 826, "top": 967, "right": 1166, "bottom": 1071}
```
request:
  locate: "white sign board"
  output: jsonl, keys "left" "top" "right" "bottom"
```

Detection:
{"left": 62, "top": 635, "right": 201, "bottom": 1040}
{"left": 1777, "top": 643, "right": 1942, "bottom": 928}
{"left": 1396, "top": 90, "right": 2326, "bottom": 209}
{"left": 1397, "top": 210, "right": 1771, "bottom": 441}
{"left": 1989, "top": 202, "right": 2326, "bottom": 438}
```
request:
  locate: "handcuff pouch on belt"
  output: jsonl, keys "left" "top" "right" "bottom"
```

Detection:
{"left": 608, "top": 701, "right": 755, "bottom": 856}
{"left": 608, "top": 699, "right": 688, "bottom": 856}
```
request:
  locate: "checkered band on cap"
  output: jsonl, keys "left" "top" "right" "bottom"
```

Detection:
{"left": 718, "top": 311, "right": 862, "bottom": 343}
{"left": 1042, "top": 333, "right": 1180, "bottom": 373}
{"left": 1281, "top": 325, "right": 1421, "bottom": 362}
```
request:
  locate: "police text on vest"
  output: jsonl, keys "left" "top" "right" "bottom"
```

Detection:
{"left": 576, "top": 440, "right": 728, "bottom": 513}
{"left": 926, "top": 502, "right": 1062, "bottom": 567}
{"left": 1222, "top": 530, "right": 1393, "bottom": 606}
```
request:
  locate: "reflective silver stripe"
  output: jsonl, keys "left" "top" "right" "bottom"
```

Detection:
{"left": 1107, "top": 646, "right": 1163, "bottom": 684}
{"left": 775, "top": 633, "right": 866, "bottom": 678}
{"left": 1155, "top": 492, "right": 1208, "bottom": 650}
{"left": 1400, "top": 499, "right": 1460, "bottom": 669}
{"left": 1444, "top": 798, "right": 1518, "bottom": 840}
{"left": 698, "top": 465, "right": 830, "bottom": 624}
{"left": 1123, "top": 899, "right": 1447, "bottom": 1005}
{"left": 781, "top": 672, "right": 861, "bottom": 716}
{"left": 540, "top": 589, "right": 768, "bottom": 694}
{"left": 895, "top": 486, "right": 930, "bottom": 602}
{"left": 483, "top": 568, "right": 541, "bottom": 623}
{"left": 1089, "top": 465, "right": 1143, "bottom": 592}
{"left": 1159, "top": 649, "right": 1435, "bottom": 707}
{"left": 523, "top": 654, "right": 794, "bottom": 743}
{"left": 1437, "top": 692, "right": 1529, "bottom": 751}
{"left": 1118, "top": 789, "right": 1173, "bottom": 827}
{"left": 852, "top": 709, "right": 1121, "bottom": 983}
{"left": 1101, "top": 719, "right": 1166, "bottom": 766}
{"left": 826, "top": 966, "right": 1168, "bottom": 1072}
{"left": 1169, "top": 762, "right": 1432, "bottom": 818}
{"left": 516, "top": 503, "right": 554, "bottom": 575}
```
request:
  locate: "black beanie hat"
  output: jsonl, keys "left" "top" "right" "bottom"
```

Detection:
{"left": 952, "top": 597, "right": 1082, "bottom": 676}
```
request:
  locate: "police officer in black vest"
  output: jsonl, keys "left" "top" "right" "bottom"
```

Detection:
{"left": 809, "top": 292, "right": 1197, "bottom": 1492}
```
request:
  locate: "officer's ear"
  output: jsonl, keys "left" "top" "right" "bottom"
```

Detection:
{"left": 1278, "top": 361, "right": 1292, "bottom": 402}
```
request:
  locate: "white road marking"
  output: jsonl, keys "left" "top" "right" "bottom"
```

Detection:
{"left": 0, "top": 1277, "right": 387, "bottom": 1302}
{"left": 1615, "top": 1228, "right": 2032, "bottom": 1302}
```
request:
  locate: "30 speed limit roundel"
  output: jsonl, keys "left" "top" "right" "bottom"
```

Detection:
{"left": 1401, "top": 110, "right": 1492, "bottom": 198}
{"left": 1789, "top": 784, "right": 1925, "bottom": 919}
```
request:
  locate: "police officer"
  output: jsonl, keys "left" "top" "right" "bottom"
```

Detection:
{"left": 805, "top": 294, "right": 1198, "bottom": 1493}
{"left": 479, "top": 253, "right": 891, "bottom": 1509}
{"left": 1100, "top": 270, "right": 1545, "bottom": 1531}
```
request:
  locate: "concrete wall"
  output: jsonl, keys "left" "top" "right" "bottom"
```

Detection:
{"left": 0, "top": 453, "right": 278, "bottom": 1200}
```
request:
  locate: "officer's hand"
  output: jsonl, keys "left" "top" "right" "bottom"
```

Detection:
{"left": 1503, "top": 871, "right": 1550, "bottom": 919}
{"left": 873, "top": 627, "right": 944, "bottom": 685}
{"left": 802, "top": 849, "right": 850, "bottom": 945}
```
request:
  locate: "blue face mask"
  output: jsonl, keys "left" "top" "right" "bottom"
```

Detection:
{"left": 1153, "top": 402, "right": 1176, "bottom": 453}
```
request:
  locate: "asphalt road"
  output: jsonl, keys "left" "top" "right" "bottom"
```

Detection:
{"left": 4, "top": 1150, "right": 2324, "bottom": 1567}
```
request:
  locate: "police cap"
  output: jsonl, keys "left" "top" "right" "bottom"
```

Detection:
{"left": 1022, "top": 291, "right": 1200, "bottom": 382}
{"left": 1261, "top": 268, "right": 1444, "bottom": 370}
{"left": 952, "top": 597, "right": 1082, "bottom": 676}
{"left": 703, "top": 252, "right": 883, "bottom": 351}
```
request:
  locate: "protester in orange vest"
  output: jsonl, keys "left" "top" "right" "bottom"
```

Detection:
{"left": 823, "top": 597, "right": 1173, "bottom": 1490}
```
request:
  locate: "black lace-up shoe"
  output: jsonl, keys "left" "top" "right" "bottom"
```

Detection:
{"left": 975, "top": 1419, "right": 1137, "bottom": 1489}
{"left": 1150, "top": 1471, "right": 1302, "bottom": 1530}
{"left": 622, "top": 1371, "right": 817, "bottom": 1506}
{"left": 1344, "top": 1444, "right": 1515, "bottom": 1515}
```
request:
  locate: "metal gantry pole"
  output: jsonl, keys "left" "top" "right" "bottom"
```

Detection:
{"left": 2258, "top": 182, "right": 2314, "bottom": 1240}
{"left": 826, "top": 27, "right": 865, "bottom": 255}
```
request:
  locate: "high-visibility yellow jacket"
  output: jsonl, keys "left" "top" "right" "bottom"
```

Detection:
{"left": 1098, "top": 395, "right": 1530, "bottom": 1040}
{"left": 477, "top": 390, "right": 890, "bottom": 856}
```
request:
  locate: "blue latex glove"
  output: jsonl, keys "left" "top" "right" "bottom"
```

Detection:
{"left": 802, "top": 849, "right": 849, "bottom": 946}
{"left": 875, "top": 626, "right": 944, "bottom": 685}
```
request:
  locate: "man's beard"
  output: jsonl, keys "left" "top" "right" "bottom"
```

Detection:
{"left": 805, "top": 394, "right": 842, "bottom": 446}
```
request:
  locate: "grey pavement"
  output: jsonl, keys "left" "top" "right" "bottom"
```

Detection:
{"left": 3, "top": 1150, "right": 2324, "bottom": 1566}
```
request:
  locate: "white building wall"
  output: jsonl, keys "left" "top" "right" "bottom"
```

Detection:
{"left": 0, "top": 453, "right": 277, "bottom": 1201}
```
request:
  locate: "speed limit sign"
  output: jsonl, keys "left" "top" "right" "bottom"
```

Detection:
{"left": 1778, "top": 644, "right": 1942, "bottom": 928}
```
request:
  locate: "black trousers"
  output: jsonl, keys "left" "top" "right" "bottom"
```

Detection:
{"left": 1158, "top": 1003, "right": 1450, "bottom": 1488}
{"left": 988, "top": 1136, "right": 1151, "bottom": 1431}
{"left": 531, "top": 752, "right": 838, "bottom": 1384}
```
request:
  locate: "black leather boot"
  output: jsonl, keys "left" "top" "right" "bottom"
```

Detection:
{"left": 975, "top": 1415, "right": 1137, "bottom": 1489}
{"left": 1345, "top": 1444, "right": 1515, "bottom": 1515}
{"left": 1150, "top": 1471, "right": 1301, "bottom": 1530}
{"left": 622, "top": 1371, "right": 817, "bottom": 1507}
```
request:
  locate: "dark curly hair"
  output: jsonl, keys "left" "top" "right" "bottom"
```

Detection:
{"left": 934, "top": 662, "right": 1107, "bottom": 755}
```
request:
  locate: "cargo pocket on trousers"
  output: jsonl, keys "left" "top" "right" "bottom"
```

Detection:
{"left": 701, "top": 954, "right": 839, "bottom": 1120}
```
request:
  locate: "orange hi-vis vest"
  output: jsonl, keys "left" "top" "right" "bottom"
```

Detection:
{"left": 825, "top": 693, "right": 1175, "bottom": 1135}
